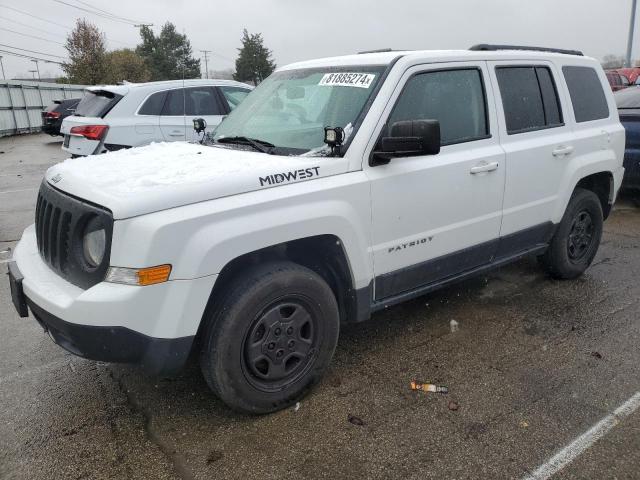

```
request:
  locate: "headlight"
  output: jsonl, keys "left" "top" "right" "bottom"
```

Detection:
{"left": 82, "top": 216, "right": 106, "bottom": 268}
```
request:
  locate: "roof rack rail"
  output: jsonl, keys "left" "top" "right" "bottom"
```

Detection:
{"left": 469, "top": 44, "right": 583, "bottom": 56}
{"left": 357, "top": 48, "right": 395, "bottom": 54}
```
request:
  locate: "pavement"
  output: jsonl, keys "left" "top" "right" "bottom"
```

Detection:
{"left": 1, "top": 133, "right": 639, "bottom": 480}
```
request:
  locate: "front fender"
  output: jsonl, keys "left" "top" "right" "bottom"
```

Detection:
{"left": 110, "top": 172, "right": 373, "bottom": 290}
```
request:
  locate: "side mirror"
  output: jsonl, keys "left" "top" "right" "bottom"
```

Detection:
{"left": 370, "top": 119, "right": 441, "bottom": 166}
{"left": 193, "top": 118, "right": 207, "bottom": 134}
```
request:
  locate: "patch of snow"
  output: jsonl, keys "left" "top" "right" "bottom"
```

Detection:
{"left": 56, "top": 142, "right": 290, "bottom": 195}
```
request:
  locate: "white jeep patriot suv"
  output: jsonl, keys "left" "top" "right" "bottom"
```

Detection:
{"left": 9, "top": 45, "right": 625, "bottom": 413}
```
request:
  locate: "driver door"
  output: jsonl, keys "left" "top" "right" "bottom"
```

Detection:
{"left": 366, "top": 62, "right": 506, "bottom": 300}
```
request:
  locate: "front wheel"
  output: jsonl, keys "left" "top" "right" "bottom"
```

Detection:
{"left": 200, "top": 261, "right": 340, "bottom": 414}
{"left": 539, "top": 188, "right": 603, "bottom": 279}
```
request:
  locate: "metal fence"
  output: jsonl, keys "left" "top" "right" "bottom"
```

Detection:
{"left": 0, "top": 80, "right": 87, "bottom": 137}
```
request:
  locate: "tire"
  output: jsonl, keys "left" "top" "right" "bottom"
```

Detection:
{"left": 539, "top": 188, "right": 603, "bottom": 279}
{"left": 199, "top": 261, "right": 340, "bottom": 414}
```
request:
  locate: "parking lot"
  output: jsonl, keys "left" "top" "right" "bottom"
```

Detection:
{"left": 1, "top": 133, "right": 639, "bottom": 479}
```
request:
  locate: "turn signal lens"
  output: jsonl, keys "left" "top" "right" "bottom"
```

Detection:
{"left": 137, "top": 265, "right": 172, "bottom": 286}
{"left": 106, "top": 265, "right": 172, "bottom": 286}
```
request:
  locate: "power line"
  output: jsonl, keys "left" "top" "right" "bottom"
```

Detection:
{"left": 0, "top": 5, "right": 73, "bottom": 30}
{"left": 0, "top": 43, "right": 67, "bottom": 60}
{"left": 52, "top": 0, "right": 146, "bottom": 25}
{"left": 0, "top": 49, "right": 65, "bottom": 65}
{"left": 71, "top": 0, "right": 148, "bottom": 25}
{"left": 0, "top": 15, "right": 69, "bottom": 40}
{"left": 0, "top": 27, "right": 66, "bottom": 46}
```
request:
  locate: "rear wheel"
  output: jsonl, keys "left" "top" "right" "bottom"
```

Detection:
{"left": 199, "top": 261, "right": 339, "bottom": 414}
{"left": 539, "top": 188, "right": 603, "bottom": 279}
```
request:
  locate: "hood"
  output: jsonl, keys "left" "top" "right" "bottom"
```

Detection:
{"left": 45, "top": 142, "right": 348, "bottom": 219}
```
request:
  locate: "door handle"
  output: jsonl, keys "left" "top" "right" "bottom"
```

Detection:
{"left": 552, "top": 145, "right": 574, "bottom": 157}
{"left": 470, "top": 161, "right": 499, "bottom": 174}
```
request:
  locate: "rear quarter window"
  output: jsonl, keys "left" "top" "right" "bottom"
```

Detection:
{"left": 562, "top": 66, "right": 610, "bottom": 122}
{"left": 138, "top": 91, "right": 167, "bottom": 115}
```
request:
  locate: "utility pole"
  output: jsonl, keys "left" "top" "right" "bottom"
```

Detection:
{"left": 31, "top": 59, "right": 41, "bottom": 81}
{"left": 200, "top": 50, "right": 211, "bottom": 79}
{"left": 28, "top": 70, "right": 37, "bottom": 80}
{"left": 0, "top": 56, "right": 5, "bottom": 80}
{"left": 627, "top": 0, "right": 638, "bottom": 67}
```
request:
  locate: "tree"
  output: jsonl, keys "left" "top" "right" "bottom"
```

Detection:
{"left": 136, "top": 23, "right": 200, "bottom": 80}
{"left": 62, "top": 19, "right": 107, "bottom": 85}
{"left": 233, "top": 29, "right": 276, "bottom": 85}
{"left": 601, "top": 54, "right": 625, "bottom": 69}
{"left": 105, "top": 49, "right": 150, "bottom": 84}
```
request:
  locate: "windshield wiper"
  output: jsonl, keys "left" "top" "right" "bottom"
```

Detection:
{"left": 216, "top": 136, "right": 276, "bottom": 154}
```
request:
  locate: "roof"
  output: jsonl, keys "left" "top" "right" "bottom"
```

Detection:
{"left": 86, "top": 78, "right": 251, "bottom": 95}
{"left": 279, "top": 49, "right": 596, "bottom": 71}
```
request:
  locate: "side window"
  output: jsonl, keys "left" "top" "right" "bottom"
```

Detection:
{"left": 495, "top": 66, "right": 563, "bottom": 134}
{"left": 219, "top": 86, "right": 251, "bottom": 111}
{"left": 185, "top": 87, "right": 222, "bottom": 115}
{"left": 562, "top": 66, "right": 610, "bottom": 122}
{"left": 161, "top": 88, "right": 185, "bottom": 116}
{"left": 388, "top": 68, "right": 489, "bottom": 145}
{"left": 138, "top": 91, "right": 167, "bottom": 115}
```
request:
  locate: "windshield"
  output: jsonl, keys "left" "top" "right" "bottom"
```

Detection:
{"left": 213, "top": 66, "right": 386, "bottom": 155}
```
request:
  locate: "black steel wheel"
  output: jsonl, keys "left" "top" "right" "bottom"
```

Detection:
{"left": 200, "top": 261, "right": 339, "bottom": 414}
{"left": 539, "top": 188, "right": 603, "bottom": 279}
{"left": 567, "top": 210, "right": 595, "bottom": 262}
{"left": 242, "top": 297, "right": 320, "bottom": 392}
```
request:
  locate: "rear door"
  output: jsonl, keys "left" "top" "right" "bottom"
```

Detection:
{"left": 184, "top": 86, "right": 226, "bottom": 141}
{"left": 488, "top": 61, "right": 574, "bottom": 249}
{"left": 159, "top": 87, "right": 226, "bottom": 142}
{"left": 159, "top": 88, "right": 188, "bottom": 141}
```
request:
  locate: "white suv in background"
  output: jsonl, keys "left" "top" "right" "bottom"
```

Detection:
{"left": 61, "top": 79, "right": 252, "bottom": 156}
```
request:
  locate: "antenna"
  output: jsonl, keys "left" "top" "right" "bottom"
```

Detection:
{"left": 182, "top": 28, "right": 187, "bottom": 142}
{"left": 200, "top": 50, "right": 211, "bottom": 79}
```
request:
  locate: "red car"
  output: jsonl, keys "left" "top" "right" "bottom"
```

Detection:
{"left": 606, "top": 70, "right": 630, "bottom": 91}
{"left": 615, "top": 67, "right": 640, "bottom": 85}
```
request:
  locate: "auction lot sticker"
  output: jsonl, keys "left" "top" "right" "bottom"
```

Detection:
{"left": 318, "top": 73, "right": 376, "bottom": 88}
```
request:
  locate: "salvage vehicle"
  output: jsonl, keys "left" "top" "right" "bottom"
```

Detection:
{"left": 41, "top": 98, "right": 81, "bottom": 136}
{"left": 9, "top": 45, "right": 625, "bottom": 413}
{"left": 615, "top": 87, "right": 640, "bottom": 190}
{"left": 61, "top": 79, "right": 252, "bottom": 156}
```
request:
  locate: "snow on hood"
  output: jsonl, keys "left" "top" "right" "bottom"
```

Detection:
{"left": 46, "top": 142, "right": 347, "bottom": 219}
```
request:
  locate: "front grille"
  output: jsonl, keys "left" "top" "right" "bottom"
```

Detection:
{"left": 35, "top": 181, "right": 113, "bottom": 289}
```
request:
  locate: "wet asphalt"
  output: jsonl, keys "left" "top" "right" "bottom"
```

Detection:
{"left": 1, "top": 134, "right": 639, "bottom": 480}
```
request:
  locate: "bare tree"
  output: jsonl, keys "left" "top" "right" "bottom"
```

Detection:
{"left": 601, "top": 54, "right": 625, "bottom": 69}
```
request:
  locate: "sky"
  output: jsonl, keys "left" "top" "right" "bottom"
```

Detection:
{"left": 0, "top": 0, "right": 638, "bottom": 80}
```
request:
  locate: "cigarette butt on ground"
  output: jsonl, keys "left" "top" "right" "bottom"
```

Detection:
{"left": 410, "top": 381, "right": 448, "bottom": 394}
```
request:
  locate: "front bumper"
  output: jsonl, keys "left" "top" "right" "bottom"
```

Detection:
{"left": 11, "top": 224, "right": 217, "bottom": 374}
{"left": 27, "top": 298, "right": 193, "bottom": 375}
